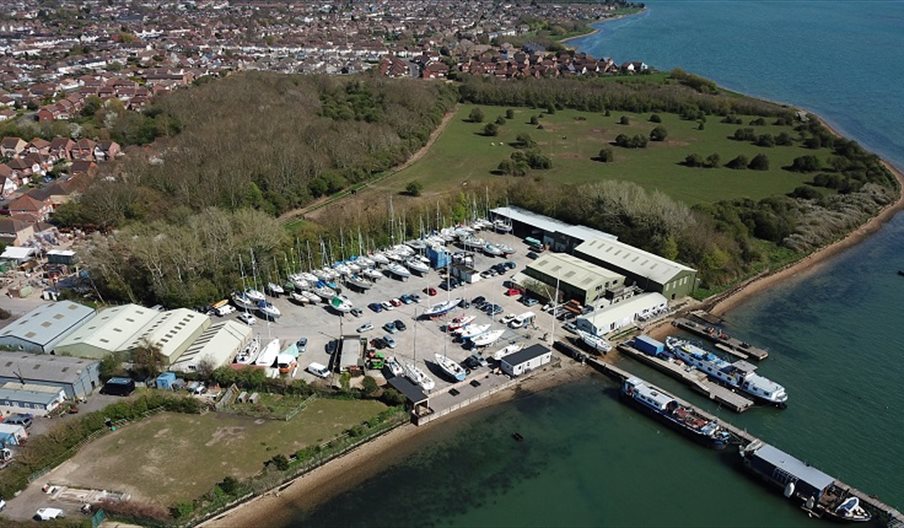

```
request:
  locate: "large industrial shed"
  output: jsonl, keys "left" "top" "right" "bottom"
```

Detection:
{"left": 515, "top": 252, "right": 625, "bottom": 306}
{"left": 490, "top": 206, "right": 616, "bottom": 252}
{"left": 125, "top": 308, "right": 211, "bottom": 365}
{"left": 0, "top": 301, "right": 95, "bottom": 354}
{"left": 54, "top": 304, "right": 159, "bottom": 359}
{"left": 0, "top": 351, "right": 101, "bottom": 399}
{"left": 575, "top": 293, "right": 668, "bottom": 336}
{"left": 170, "top": 320, "right": 251, "bottom": 373}
{"left": 574, "top": 238, "right": 698, "bottom": 299}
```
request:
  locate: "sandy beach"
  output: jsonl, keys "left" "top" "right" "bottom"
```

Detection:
{"left": 201, "top": 360, "right": 587, "bottom": 528}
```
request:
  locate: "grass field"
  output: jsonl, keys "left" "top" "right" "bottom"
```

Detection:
{"left": 53, "top": 398, "right": 387, "bottom": 506}
{"left": 382, "top": 104, "right": 832, "bottom": 206}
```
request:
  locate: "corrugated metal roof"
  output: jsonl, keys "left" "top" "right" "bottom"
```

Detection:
{"left": 575, "top": 238, "right": 695, "bottom": 285}
{"left": 170, "top": 321, "right": 251, "bottom": 372}
{"left": 0, "top": 386, "right": 61, "bottom": 405}
{"left": 127, "top": 308, "right": 210, "bottom": 360}
{"left": 491, "top": 206, "right": 617, "bottom": 242}
{"left": 525, "top": 252, "right": 624, "bottom": 292}
{"left": 0, "top": 301, "right": 95, "bottom": 347}
{"left": 0, "top": 351, "right": 96, "bottom": 384}
{"left": 753, "top": 443, "right": 835, "bottom": 492}
{"left": 56, "top": 304, "right": 158, "bottom": 354}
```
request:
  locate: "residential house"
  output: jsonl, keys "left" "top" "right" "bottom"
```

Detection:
{"left": 7, "top": 194, "right": 52, "bottom": 222}
{"left": 71, "top": 139, "right": 96, "bottom": 161}
{"left": 26, "top": 138, "right": 50, "bottom": 156}
{"left": 0, "top": 174, "right": 17, "bottom": 198}
{"left": 93, "top": 140, "right": 121, "bottom": 161}
{"left": 49, "top": 137, "right": 74, "bottom": 161}
{"left": 0, "top": 217, "right": 35, "bottom": 246}
{"left": 1, "top": 137, "right": 26, "bottom": 158}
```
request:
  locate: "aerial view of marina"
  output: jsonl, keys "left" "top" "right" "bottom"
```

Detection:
{"left": 0, "top": 0, "right": 901, "bottom": 527}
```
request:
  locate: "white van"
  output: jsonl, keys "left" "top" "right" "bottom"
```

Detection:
{"left": 509, "top": 311, "right": 536, "bottom": 329}
{"left": 34, "top": 507, "right": 64, "bottom": 521}
{"left": 213, "top": 301, "right": 236, "bottom": 316}
{"left": 307, "top": 362, "right": 331, "bottom": 379}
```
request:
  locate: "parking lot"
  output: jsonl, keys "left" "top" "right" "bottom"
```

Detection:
{"left": 216, "top": 229, "right": 565, "bottom": 394}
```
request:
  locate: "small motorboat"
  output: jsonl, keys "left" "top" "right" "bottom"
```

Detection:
{"left": 385, "top": 356, "right": 404, "bottom": 378}
{"left": 346, "top": 276, "right": 373, "bottom": 290}
{"left": 387, "top": 262, "right": 411, "bottom": 278}
{"left": 471, "top": 329, "right": 505, "bottom": 348}
{"left": 371, "top": 252, "right": 390, "bottom": 265}
{"left": 301, "top": 290, "right": 322, "bottom": 303}
{"left": 329, "top": 295, "right": 354, "bottom": 314}
{"left": 364, "top": 268, "right": 383, "bottom": 280}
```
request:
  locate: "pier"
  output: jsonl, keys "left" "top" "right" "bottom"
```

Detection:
{"left": 617, "top": 344, "right": 754, "bottom": 413}
{"left": 673, "top": 317, "right": 768, "bottom": 361}
{"left": 586, "top": 357, "right": 904, "bottom": 527}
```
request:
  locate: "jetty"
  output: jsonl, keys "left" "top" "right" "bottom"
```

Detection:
{"left": 586, "top": 357, "right": 904, "bottom": 527}
{"left": 617, "top": 343, "right": 754, "bottom": 413}
{"left": 673, "top": 317, "right": 768, "bottom": 361}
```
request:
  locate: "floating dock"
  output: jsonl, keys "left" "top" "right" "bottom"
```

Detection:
{"left": 587, "top": 358, "right": 904, "bottom": 527}
{"left": 617, "top": 344, "right": 754, "bottom": 413}
{"left": 673, "top": 318, "right": 768, "bottom": 361}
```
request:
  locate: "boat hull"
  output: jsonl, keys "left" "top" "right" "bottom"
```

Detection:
{"left": 619, "top": 391, "right": 729, "bottom": 450}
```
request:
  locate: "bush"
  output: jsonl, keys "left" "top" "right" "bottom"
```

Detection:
{"left": 789, "top": 155, "right": 821, "bottom": 172}
{"left": 706, "top": 153, "right": 721, "bottom": 168}
{"left": 483, "top": 122, "right": 499, "bottom": 136}
{"left": 721, "top": 115, "right": 743, "bottom": 124}
{"left": 380, "top": 388, "right": 406, "bottom": 406}
{"left": 505, "top": 109, "right": 515, "bottom": 119}
{"left": 749, "top": 117, "right": 766, "bottom": 126}
{"left": 495, "top": 116, "right": 506, "bottom": 125}
{"left": 683, "top": 153, "right": 705, "bottom": 167}
{"left": 649, "top": 114, "right": 662, "bottom": 123}
{"left": 789, "top": 186, "right": 821, "bottom": 200}
{"left": 270, "top": 454, "right": 290, "bottom": 471}
{"left": 732, "top": 127, "right": 756, "bottom": 141}
{"left": 776, "top": 132, "right": 794, "bottom": 146}
{"left": 525, "top": 150, "right": 552, "bottom": 170}
{"left": 614, "top": 134, "right": 648, "bottom": 149}
{"left": 755, "top": 134, "right": 775, "bottom": 147}
{"left": 362, "top": 376, "right": 379, "bottom": 396}
{"left": 546, "top": 104, "right": 556, "bottom": 115}
{"left": 618, "top": 115, "right": 630, "bottom": 125}
{"left": 514, "top": 133, "right": 536, "bottom": 149}
{"left": 597, "top": 148, "right": 614, "bottom": 162}
{"left": 529, "top": 115, "right": 539, "bottom": 125}
{"left": 468, "top": 107, "right": 485, "bottom": 123}
{"left": 725, "top": 155, "right": 749, "bottom": 170}
{"left": 405, "top": 181, "right": 423, "bottom": 197}
{"left": 748, "top": 153, "right": 770, "bottom": 170}
{"left": 650, "top": 126, "right": 668, "bottom": 142}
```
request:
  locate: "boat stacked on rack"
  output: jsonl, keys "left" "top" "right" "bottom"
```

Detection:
{"left": 434, "top": 354, "right": 466, "bottom": 382}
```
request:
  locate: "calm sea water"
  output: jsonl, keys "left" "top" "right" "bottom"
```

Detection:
{"left": 287, "top": 2, "right": 904, "bottom": 525}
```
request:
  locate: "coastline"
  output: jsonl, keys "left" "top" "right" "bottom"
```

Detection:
{"left": 200, "top": 360, "right": 589, "bottom": 528}
{"left": 559, "top": 9, "right": 645, "bottom": 46}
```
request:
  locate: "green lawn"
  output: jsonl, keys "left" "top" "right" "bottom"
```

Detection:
{"left": 386, "top": 104, "right": 831, "bottom": 206}
{"left": 55, "top": 398, "right": 387, "bottom": 506}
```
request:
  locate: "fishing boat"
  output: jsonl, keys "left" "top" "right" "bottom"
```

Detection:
{"left": 234, "top": 338, "right": 261, "bottom": 364}
{"left": 346, "top": 276, "right": 372, "bottom": 290}
{"left": 266, "top": 282, "right": 284, "bottom": 296}
{"left": 386, "top": 262, "right": 411, "bottom": 278}
{"left": 621, "top": 377, "right": 732, "bottom": 449}
{"left": 371, "top": 252, "right": 390, "bottom": 265}
{"left": 665, "top": 337, "right": 788, "bottom": 407}
{"left": 447, "top": 314, "right": 475, "bottom": 331}
{"left": 385, "top": 356, "right": 404, "bottom": 378}
{"left": 492, "top": 343, "right": 523, "bottom": 361}
{"left": 288, "top": 292, "right": 309, "bottom": 305}
{"left": 329, "top": 294, "right": 354, "bottom": 314}
{"left": 577, "top": 330, "right": 612, "bottom": 354}
{"left": 231, "top": 291, "right": 256, "bottom": 310}
{"left": 483, "top": 243, "right": 503, "bottom": 257}
{"left": 471, "top": 329, "right": 505, "bottom": 348}
{"left": 459, "top": 324, "right": 490, "bottom": 340}
{"left": 422, "top": 298, "right": 462, "bottom": 318}
{"left": 405, "top": 258, "right": 430, "bottom": 275}
{"left": 404, "top": 362, "right": 435, "bottom": 391}
{"left": 257, "top": 300, "right": 281, "bottom": 320}
{"left": 245, "top": 288, "right": 266, "bottom": 303}
{"left": 301, "top": 290, "right": 322, "bottom": 303}
{"left": 434, "top": 354, "right": 467, "bottom": 382}
{"left": 254, "top": 339, "right": 281, "bottom": 368}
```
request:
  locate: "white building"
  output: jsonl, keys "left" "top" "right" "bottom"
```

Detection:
{"left": 575, "top": 293, "right": 668, "bottom": 336}
{"left": 500, "top": 344, "right": 552, "bottom": 377}
{"left": 169, "top": 320, "right": 252, "bottom": 373}
{"left": 125, "top": 308, "right": 210, "bottom": 365}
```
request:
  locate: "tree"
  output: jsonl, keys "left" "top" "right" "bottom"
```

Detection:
{"left": 749, "top": 117, "right": 766, "bottom": 126}
{"left": 514, "top": 133, "right": 536, "bottom": 148}
{"left": 619, "top": 115, "right": 630, "bottom": 125}
{"left": 650, "top": 126, "right": 668, "bottom": 142}
{"left": 405, "top": 181, "right": 423, "bottom": 196}
{"left": 697, "top": 121, "right": 705, "bottom": 130}
{"left": 614, "top": 134, "right": 648, "bottom": 149}
{"left": 529, "top": 115, "right": 539, "bottom": 125}
{"left": 733, "top": 128, "right": 756, "bottom": 141}
{"left": 483, "top": 122, "right": 499, "bottom": 136}
{"left": 468, "top": 107, "right": 485, "bottom": 123}
{"left": 748, "top": 153, "right": 770, "bottom": 170}
{"left": 649, "top": 114, "right": 662, "bottom": 123}
{"left": 725, "top": 155, "right": 749, "bottom": 169}
{"left": 495, "top": 116, "right": 506, "bottom": 125}
{"left": 131, "top": 339, "right": 166, "bottom": 380}
{"left": 525, "top": 150, "right": 552, "bottom": 169}
{"left": 789, "top": 155, "right": 821, "bottom": 172}
{"left": 497, "top": 159, "right": 515, "bottom": 175}
{"left": 270, "top": 454, "right": 290, "bottom": 471}
{"left": 683, "top": 153, "right": 705, "bottom": 167}
{"left": 597, "top": 148, "right": 614, "bottom": 162}
{"left": 776, "top": 132, "right": 794, "bottom": 146}
{"left": 505, "top": 109, "right": 515, "bottom": 119}
{"left": 706, "top": 153, "right": 721, "bottom": 168}
{"left": 380, "top": 388, "right": 406, "bottom": 406}
{"left": 99, "top": 354, "right": 124, "bottom": 380}
{"left": 362, "top": 376, "right": 379, "bottom": 396}
{"left": 546, "top": 104, "right": 556, "bottom": 115}
{"left": 755, "top": 134, "right": 775, "bottom": 147}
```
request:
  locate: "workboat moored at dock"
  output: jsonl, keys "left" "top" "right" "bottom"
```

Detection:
{"left": 620, "top": 377, "right": 732, "bottom": 449}
{"left": 665, "top": 337, "right": 787, "bottom": 407}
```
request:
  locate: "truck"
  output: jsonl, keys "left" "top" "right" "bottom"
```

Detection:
{"left": 211, "top": 300, "right": 235, "bottom": 317}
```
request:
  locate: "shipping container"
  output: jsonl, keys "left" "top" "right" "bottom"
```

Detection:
{"left": 632, "top": 335, "right": 665, "bottom": 357}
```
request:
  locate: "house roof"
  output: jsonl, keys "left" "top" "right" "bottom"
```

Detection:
{"left": 0, "top": 386, "right": 61, "bottom": 406}
{"left": 501, "top": 343, "right": 551, "bottom": 366}
{"left": 8, "top": 194, "right": 46, "bottom": 212}
{"left": 577, "top": 293, "right": 668, "bottom": 330}
{"left": 0, "top": 301, "right": 96, "bottom": 347}
{"left": 0, "top": 351, "right": 98, "bottom": 385}
{"left": 1, "top": 137, "right": 24, "bottom": 149}
{"left": 575, "top": 238, "right": 696, "bottom": 285}
{"left": 0, "top": 217, "right": 32, "bottom": 236}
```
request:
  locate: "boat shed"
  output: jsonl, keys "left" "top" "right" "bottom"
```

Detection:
{"left": 501, "top": 344, "right": 552, "bottom": 377}
{"left": 169, "top": 320, "right": 252, "bottom": 373}
{"left": 388, "top": 376, "right": 429, "bottom": 415}
{"left": 0, "top": 422, "right": 27, "bottom": 447}
{"left": 0, "top": 301, "right": 95, "bottom": 354}
{"left": 0, "top": 351, "right": 100, "bottom": 399}
{"left": 53, "top": 304, "right": 159, "bottom": 359}
{"left": 746, "top": 442, "right": 835, "bottom": 501}
{"left": 490, "top": 206, "right": 616, "bottom": 252}
{"left": 574, "top": 238, "right": 697, "bottom": 300}
{"left": 125, "top": 308, "right": 211, "bottom": 365}
{"left": 516, "top": 252, "right": 625, "bottom": 305}
{"left": 575, "top": 293, "right": 668, "bottom": 336}
{"left": 0, "top": 384, "right": 66, "bottom": 416}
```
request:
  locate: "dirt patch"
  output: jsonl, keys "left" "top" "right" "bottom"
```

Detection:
{"left": 206, "top": 426, "right": 246, "bottom": 447}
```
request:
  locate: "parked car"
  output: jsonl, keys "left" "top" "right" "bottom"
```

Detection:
{"left": 487, "top": 304, "right": 503, "bottom": 315}
{"left": 526, "top": 251, "right": 539, "bottom": 260}
{"left": 400, "top": 294, "right": 414, "bottom": 304}
{"left": 390, "top": 298, "right": 402, "bottom": 307}
{"left": 383, "top": 321, "right": 398, "bottom": 334}
{"left": 237, "top": 312, "right": 256, "bottom": 325}
{"left": 296, "top": 337, "right": 308, "bottom": 353}
{"left": 520, "top": 297, "right": 540, "bottom": 307}
{"left": 369, "top": 302, "right": 384, "bottom": 313}
{"left": 350, "top": 308, "right": 363, "bottom": 317}
{"left": 326, "top": 340, "right": 339, "bottom": 355}
{"left": 5, "top": 413, "right": 32, "bottom": 429}
{"left": 357, "top": 323, "right": 374, "bottom": 333}
{"left": 459, "top": 300, "right": 471, "bottom": 309}
{"left": 502, "top": 313, "right": 517, "bottom": 325}
{"left": 393, "top": 319, "right": 407, "bottom": 331}
{"left": 472, "top": 296, "right": 486, "bottom": 305}
{"left": 504, "top": 261, "right": 517, "bottom": 270}
{"left": 383, "top": 335, "right": 397, "bottom": 349}
{"left": 370, "top": 338, "right": 385, "bottom": 350}
{"left": 424, "top": 287, "right": 437, "bottom": 296}
{"left": 563, "top": 322, "right": 578, "bottom": 334}
{"left": 462, "top": 356, "right": 482, "bottom": 371}
{"left": 480, "top": 270, "right": 493, "bottom": 279}
{"left": 408, "top": 293, "right": 421, "bottom": 303}
{"left": 307, "top": 362, "right": 331, "bottom": 379}
{"left": 380, "top": 300, "right": 394, "bottom": 311}
{"left": 504, "top": 288, "right": 521, "bottom": 296}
